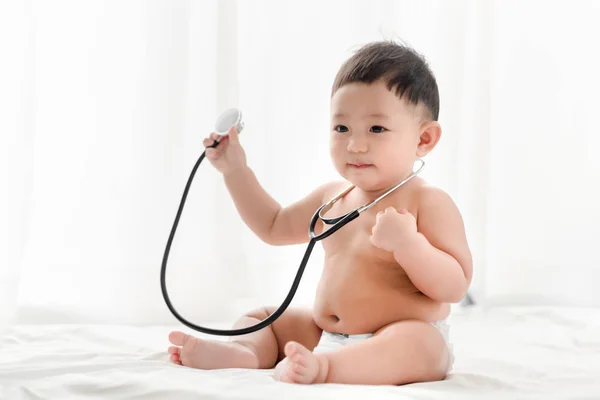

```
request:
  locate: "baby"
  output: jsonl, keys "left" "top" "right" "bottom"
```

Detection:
{"left": 167, "top": 41, "right": 472, "bottom": 386}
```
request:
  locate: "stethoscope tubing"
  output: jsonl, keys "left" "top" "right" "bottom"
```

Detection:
{"left": 160, "top": 139, "right": 422, "bottom": 336}
{"left": 160, "top": 140, "right": 356, "bottom": 336}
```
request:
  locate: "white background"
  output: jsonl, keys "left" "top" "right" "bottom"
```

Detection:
{"left": 2, "top": 0, "right": 599, "bottom": 331}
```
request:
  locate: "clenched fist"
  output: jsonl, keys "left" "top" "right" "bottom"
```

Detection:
{"left": 369, "top": 207, "right": 418, "bottom": 252}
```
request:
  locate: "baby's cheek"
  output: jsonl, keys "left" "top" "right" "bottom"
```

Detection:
{"left": 329, "top": 142, "right": 343, "bottom": 160}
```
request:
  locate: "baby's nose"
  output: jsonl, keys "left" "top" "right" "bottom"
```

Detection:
{"left": 347, "top": 136, "right": 368, "bottom": 153}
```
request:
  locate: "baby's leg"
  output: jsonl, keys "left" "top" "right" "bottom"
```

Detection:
{"left": 275, "top": 320, "right": 448, "bottom": 385}
{"left": 168, "top": 306, "right": 322, "bottom": 370}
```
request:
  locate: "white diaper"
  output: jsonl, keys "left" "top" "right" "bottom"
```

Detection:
{"left": 313, "top": 319, "right": 454, "bottom": 373}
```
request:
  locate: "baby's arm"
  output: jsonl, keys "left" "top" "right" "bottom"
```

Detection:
{"left": 394, "top": 187, "right": 473, "bottom": 303}
{"left": 224, "top": 166, "right": 340, "bottom": 246}
{"left": 267, "top": 181, "right": 342, "bottom": 245}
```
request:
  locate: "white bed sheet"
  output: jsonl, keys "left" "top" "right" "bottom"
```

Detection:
{"left": 1, "top": 306, "right": 600, "bottom": 400}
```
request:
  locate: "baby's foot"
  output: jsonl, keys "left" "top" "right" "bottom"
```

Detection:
{"left": 274, "top": 341, "right": 328, "bottom": 384}
{"left": 168, "top": 331, "right": 258, "bottom": 369}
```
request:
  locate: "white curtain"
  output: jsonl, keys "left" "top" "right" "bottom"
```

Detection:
{"left": 2, "top": 0, "right": 599, "bottom": 331}
{"left": 476, "top": 1, "right": 600, "bottom": 306}
{"left": 1, "top": 0, "right": 34, "bottom": 331}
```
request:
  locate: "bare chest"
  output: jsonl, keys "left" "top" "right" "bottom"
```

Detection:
{"left": 318, "top": 190, "right": 417, "bottom": 263}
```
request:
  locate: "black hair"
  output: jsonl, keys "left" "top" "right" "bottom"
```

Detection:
{"left": 332, "top": 40, "right": 439, "bottom": 121}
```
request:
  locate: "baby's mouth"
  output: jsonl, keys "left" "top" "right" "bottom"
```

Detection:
{"left": 347, "top": 163, "right": 373, "bottom": 169}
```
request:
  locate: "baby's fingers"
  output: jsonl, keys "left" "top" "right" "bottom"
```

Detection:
{"left": 205, "top": 148, "right": 218, "bottom": 160}
{"left": 203, "top": 132, "right": 222, "bottom": 147}
{"left": 203, "top": 137, "right": 214, "bottom": 147}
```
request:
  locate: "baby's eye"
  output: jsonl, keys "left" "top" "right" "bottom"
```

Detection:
{"left": 370, "top": 126, "right": 387, "bottom": 133}
{"left": 334, "top": 125, "right": 349, "bottom": 133}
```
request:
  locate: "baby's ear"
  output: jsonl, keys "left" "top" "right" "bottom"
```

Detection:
{"left": 416, "top": 121, "right": 441, "bottom": 157}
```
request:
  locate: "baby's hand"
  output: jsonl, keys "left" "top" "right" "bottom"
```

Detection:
{"left": 203, "top": 125, "right": 247, "bottom": 177}
{"left": 369, "top": 207, "right": 418, "bottom": 252}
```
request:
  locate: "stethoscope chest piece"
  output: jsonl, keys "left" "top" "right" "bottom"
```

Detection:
{"left": 215, "top": 108, "right": 244, "bottom": 136}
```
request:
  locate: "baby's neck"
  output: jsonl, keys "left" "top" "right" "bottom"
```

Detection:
{"left": 357, "top": 186, "right": 394, "bottom": 201}
{"left": 354, "top": 176, "right": 422, "bottom": 202}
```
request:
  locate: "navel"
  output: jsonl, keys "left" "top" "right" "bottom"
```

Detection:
{"left": 328, "top": 314, "right": 340, "bottom": 323}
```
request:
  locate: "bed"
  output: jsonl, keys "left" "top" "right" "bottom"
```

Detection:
{"left": 1, "top": 306, "right": 600, "bottom": 399}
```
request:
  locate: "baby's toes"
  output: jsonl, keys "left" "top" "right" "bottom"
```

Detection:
{"left": 168, "top": 345, "right": 182, "bottom": 364}
{"left": 281, "top": 358, "right": 312, "bottom": 384}
{"left": 168, "top": 346, "right": 182, "bottom": 364}
{"left": 280, "top": 362, "right": 303, "bottom": 383}
{"left": 284, "top": 341, "right": 305, "bottom": 359}
{"left": 290, "top": 360, "right": 308, "bottom": 377}
{"left": 279, "top": 342, "right": 320, "bottom": 384}
{"left": 290, "top": 354, "right": 307, "bottom": 370}
{"left": 170, "top": 353, "right": 182, "bottom": 364}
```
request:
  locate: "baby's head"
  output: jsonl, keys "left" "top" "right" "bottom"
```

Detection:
{"left": 329, "top": 40, "right": 441, "bottom": 192}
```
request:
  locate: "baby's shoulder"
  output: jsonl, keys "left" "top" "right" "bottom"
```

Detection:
{"left": 413, "top": 181, "right": 457, "bottom": 214}
{"left": 319, "top": 180, "right": 352, "bottom": 203}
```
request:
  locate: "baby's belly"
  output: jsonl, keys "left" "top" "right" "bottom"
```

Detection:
{"left": 312, "top": 253, "right": 450, "bottom": 334}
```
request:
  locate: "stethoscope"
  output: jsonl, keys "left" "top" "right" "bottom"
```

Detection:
{"left": 160, "top": 108, "right": 425, "bottom": 336}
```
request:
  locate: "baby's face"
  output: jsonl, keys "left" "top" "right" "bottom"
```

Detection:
{"left": 329, "top": 80, "right": 425, "bottom": 192}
